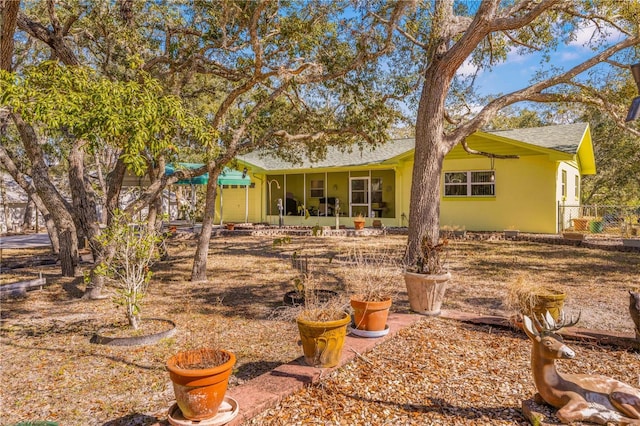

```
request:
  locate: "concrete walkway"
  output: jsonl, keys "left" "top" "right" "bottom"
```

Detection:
{"left": 0, "top": 232, "right": 51, "bottom": 249}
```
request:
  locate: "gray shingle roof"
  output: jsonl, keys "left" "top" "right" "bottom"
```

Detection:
{"left": 485, "top": 122, "right": 587, "bottom": 155}
{"left": 239, "top": 138, "right": 415, "bottom": 170}
{"left": 239, "top": 123, "right": 587, "bottom": 171}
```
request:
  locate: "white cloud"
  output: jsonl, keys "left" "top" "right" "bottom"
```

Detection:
{"left": 569, "top": 23, "right": 624, "bottom": 48}
{"left": 457, "top": 57, "right": 481, "bottom": 77}
{"left": 561, "top": 51, "right": 580, "bottom": 61}
{"left": 505, "top": 47, "right": 529, "bottom": 64}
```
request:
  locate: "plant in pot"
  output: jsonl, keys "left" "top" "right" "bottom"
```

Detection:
{"left": 342, "top": 246, "right": 400, "bottom": 337}
{"left": 504, "top": 274, "right": 567, "bottom": 329}
{"left": 295, "top": 275, "right": 350, "bottom": 368}
{"left": 91, "top": 210, "right": 176, "bottom": 345}
{"left": 353, "top": 213, "right": 366, "bottom": 230}
{"left": 166, "top": 301, "right": 237, "bottom": 422}
{"left": 403, "top": 235, "right": 451, "bottom": 316}
{"left": 166, "top": 347, "right": 236, "bottom": 421}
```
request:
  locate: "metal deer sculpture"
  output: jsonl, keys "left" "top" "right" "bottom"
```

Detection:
{"left": 523, "top": 312, "right": 640, "bottom": 425}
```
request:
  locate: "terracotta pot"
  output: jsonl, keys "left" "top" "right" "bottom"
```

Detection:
{"left": 353, "top": 220, "right": 365, "bottom": 230}
{"left": 296, "top": 312, "right": 350, "bottom": 367}
{"left": 571, "top": 217, "right": 589, "bottom": 231}
{"left": 403, "top": 271, "right": 451, "bottom": 316}
{"left": 166, "top": 348, "right": 236, "bottom": 421}
{"left": 350, "top": 296, "right": 392, "bottom": 331}
{"left": 226, "top": 223, "right": 235, "bottom": 230}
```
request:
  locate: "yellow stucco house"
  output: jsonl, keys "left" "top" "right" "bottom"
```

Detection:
{"left": 217, "top": 122, "right": 595, "bottom": 234}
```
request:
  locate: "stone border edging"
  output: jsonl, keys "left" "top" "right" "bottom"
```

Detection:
{"left": 90, "top": 318, "right": 177, "bottom": 347}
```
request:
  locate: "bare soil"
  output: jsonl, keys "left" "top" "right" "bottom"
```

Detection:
{"left": 0, "top": 233, "right": 638, "bottom": 425}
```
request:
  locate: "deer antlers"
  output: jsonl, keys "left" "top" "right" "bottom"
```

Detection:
{"left": 524, "top": 310, "right": 581, "bottom": 336}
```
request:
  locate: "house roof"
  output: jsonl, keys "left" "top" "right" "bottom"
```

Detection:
{"left": 239, "top": 138, "right": 416, "bottom": 171}
{"left": 238, "top": 122, "right": 594, "bottom": 174}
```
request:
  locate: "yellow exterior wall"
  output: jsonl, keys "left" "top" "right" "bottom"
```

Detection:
{"left": 399, "top": 155, "right": 560, "bottom": 233}
{"left": 234, "top": 153, "right": 575, "bottom": 233}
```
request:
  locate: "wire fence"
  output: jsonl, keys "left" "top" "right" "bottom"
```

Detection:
{"left": 559, "top": 203, "right": 640, "bottom": 235}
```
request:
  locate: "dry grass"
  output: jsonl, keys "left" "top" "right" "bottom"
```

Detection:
{"left": 0, "top": 233, "right": 638, "bottom": 425}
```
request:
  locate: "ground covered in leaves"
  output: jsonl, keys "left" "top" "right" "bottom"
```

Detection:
{"left": 249, "top": 318, "right": 640, "bottom": 425}
{"left": 0, "top": 233, "right": 638, "bottom": 425}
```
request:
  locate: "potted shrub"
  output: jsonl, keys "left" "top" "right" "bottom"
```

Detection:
{"left": 277, "top": 253, "right": 348, "bottom": 367}
{"left": 294, "top": 275, "right": 349, "bottom": 367}
{"left": 353, "top": 213, "right": 366, "bottom": 230}
{"left": 166, "top": 348, "right": 236, "bottom": 421}
{"left": 342, "top": 247, "right": 400, "bottom": 336}
{"left": 505, "top": 275, "right": 566, "bottom": 328}
{"left": 403, "top": 235, "right": 451, "bottom": 316}
{"left": 297, "top": 304, "right": 351, "bottom": 367}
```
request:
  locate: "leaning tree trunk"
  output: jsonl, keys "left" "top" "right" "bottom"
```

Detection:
{"left": 12, "top": 112, "right": 79, "bottom": 276}
{"left": 191, "top": 164, "right": 220, "bottom": 282}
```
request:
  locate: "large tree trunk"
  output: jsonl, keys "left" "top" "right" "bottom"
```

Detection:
{"left": 190, "top": 164, "right": 220, "bottom": 282}
{"left": 68, "top": 143, "right": 107, "bottom": 298}
{"left": 12, "top": 112, "right": 79, "bottom": 276}
{"left": 0, "top": 0, "right": 19, "bottom": 72}
{"left": 405, "top": 63, "right": 452, "bottom": 265}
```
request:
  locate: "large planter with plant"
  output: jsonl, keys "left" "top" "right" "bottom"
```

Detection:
{"left": 350, "top": 295, "right": 392, "bottom": 332}
{"left": 166, "top": 348, "right": 236, "bottom": 421}
{"left": 296, "top": 309, "right": 350, "bottom": 367}
{"left": 404, "top": 236, "right": 451, "bottom": 316}
{"left": 403, "top": 271, "right": 451, "bottom": 316}
{"left": 506, "top": 276, "right": 566, "bottom": 328}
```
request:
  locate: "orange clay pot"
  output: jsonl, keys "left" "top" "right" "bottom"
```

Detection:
{"left": 350, "top": 296, "right": 392, "bottom": 331}
{"left": 353, "top": 220, "right": 365, "bottom": 230}
{"left": 166, "top": 348, "right": 235, "bottom": 421}
{"left": 296, "top": 312, "right": 350, "bottom": 367}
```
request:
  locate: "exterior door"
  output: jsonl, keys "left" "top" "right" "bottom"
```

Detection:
{"left": 349, "top": 177, "right": 370, "bottom": 217}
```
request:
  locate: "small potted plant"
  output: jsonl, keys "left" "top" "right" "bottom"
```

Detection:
{"left": 225, "top": 222, "right": 235, "bottom": 231}
{"left": 353, "top": 213, "right": 366, "bottom": 230}
{"left": 342, "top": 247, "right": 400, "bottom": 336}
{"left": 295, "top": 275, "right": 350, "bottom": 367}
{"left": 166, "top": 348, "right": 236, "bottom": 421}
{"left": 403, "top": 235, "right": 451, "bottom": 316}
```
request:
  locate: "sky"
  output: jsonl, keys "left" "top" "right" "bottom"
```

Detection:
{"left": 458, "top": 23, "right": 629, "bottom": 98}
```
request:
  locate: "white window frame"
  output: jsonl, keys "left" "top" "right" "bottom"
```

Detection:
{"left": 444, "top": 170, "right": 495, "bottom": 197}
